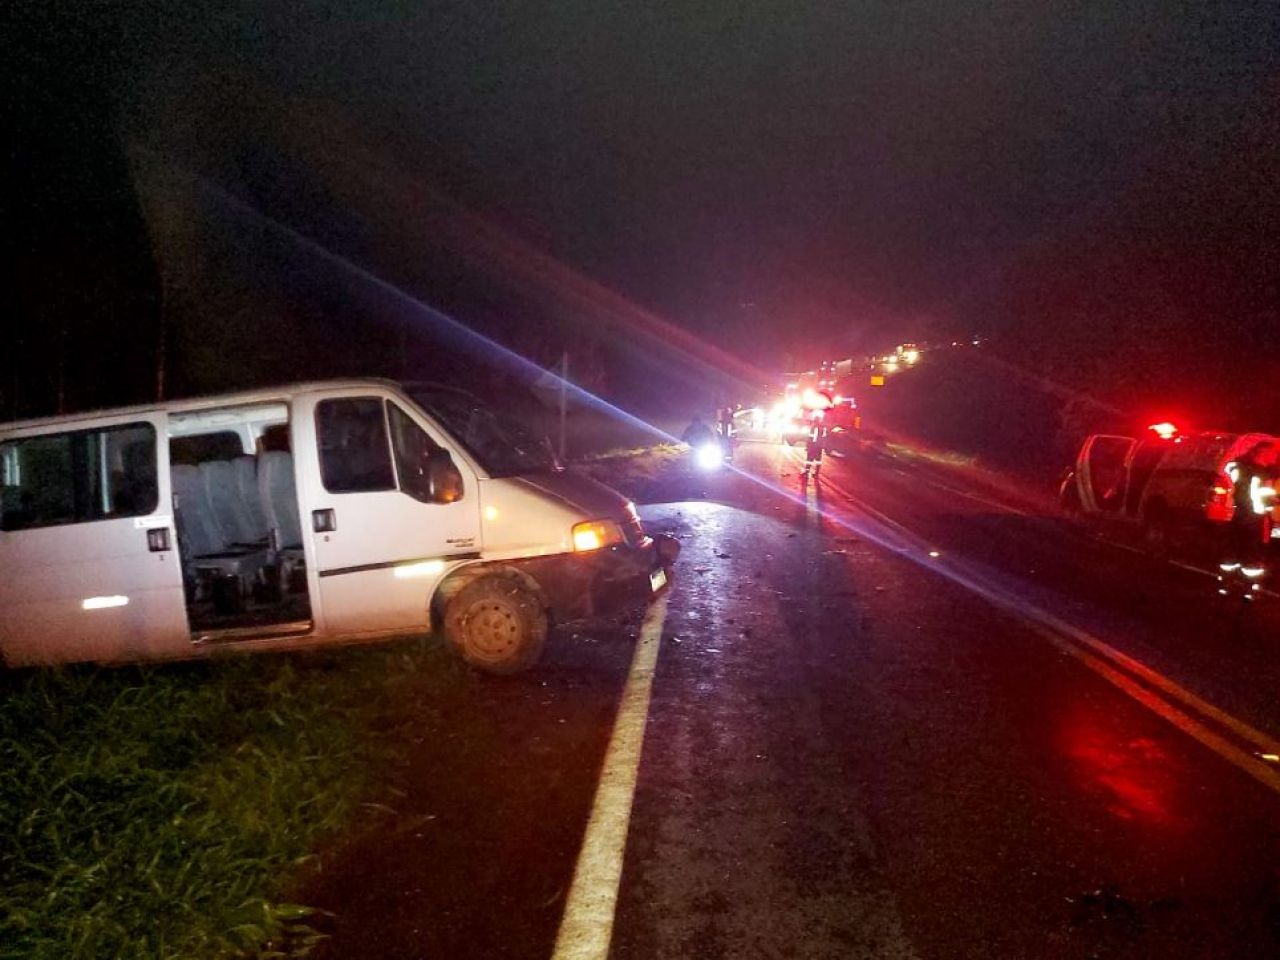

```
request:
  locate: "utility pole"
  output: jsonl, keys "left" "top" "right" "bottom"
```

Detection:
{"left": 399, "top": 312, "right": 410, "bottom": 380}
{"left": 56, "top": 315, "right": 67, "bottom": 414}
{"left": 155, "top": 308, "right": 167, "bottom": 401}
{"left": 558, "top": 351, "right": 569, "bottom": 462}
{"left": 6, "top": 332, "right": 18, "bottom": 419}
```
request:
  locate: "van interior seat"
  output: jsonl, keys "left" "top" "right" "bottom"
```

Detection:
{"left": 234, "top": 455, "right": 269, "bottom": 541}
{"left": 172, "top": 463, "right": 267, "bottom": 581}
{"left": 172, "top": 464, "right": 225, "bottom": 558}
{"left": 201, "top": 459, "right": 263, "bottom": 546}
{"left": 259, "top": 450, "right": 303, "bottom": 551}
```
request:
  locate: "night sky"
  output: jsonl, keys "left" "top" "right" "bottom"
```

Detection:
{"left": 6, "top": 1, "right": 1279, "bottom": 423}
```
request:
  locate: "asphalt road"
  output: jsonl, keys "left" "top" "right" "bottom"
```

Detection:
{"left": 303, "top": 437, "right": 1280, "bottom": 959}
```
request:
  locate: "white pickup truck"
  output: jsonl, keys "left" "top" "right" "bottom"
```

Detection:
{"left": 1061, "top": 426, "right": 1278, "bottom": 553}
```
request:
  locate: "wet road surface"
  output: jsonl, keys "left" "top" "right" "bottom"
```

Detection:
{"left": 303, "top": 438, "right": 1280, "bottom": 959}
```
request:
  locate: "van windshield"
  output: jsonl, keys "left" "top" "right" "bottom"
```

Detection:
{"left": 405, "top": 386, "right": 561, "bottom": 478}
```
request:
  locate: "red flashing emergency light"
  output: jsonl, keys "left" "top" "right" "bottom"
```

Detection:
{"left": 1147, "top": 421, "right": 1178, "bottom": 440}
{"left": 801, "top": 388, "right": 833, "bottom": 410}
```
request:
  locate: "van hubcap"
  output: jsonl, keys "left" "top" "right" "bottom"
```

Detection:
{"left": 469, "top": 602, "right": 520, "bottom": 659}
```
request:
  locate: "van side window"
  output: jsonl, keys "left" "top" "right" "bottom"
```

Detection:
{"left": 170, "top": 431, "right": 243, "bottom": 465}
{"left": 0, "top": 423, "right": 157, "bottom": 531}
{"left": 316, "top": 398, "right": 395, "bottom": 494}
{"left": 387, "top": 402, "right": 462, "bottom": 503}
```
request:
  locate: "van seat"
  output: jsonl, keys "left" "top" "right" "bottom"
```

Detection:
{"left": 259, "top": 450, "right": 303, "bottom": 550}
{"left": 201, "top": 459, "right": 264, "bottom": 546}
{"left": 172, "top": 464, "right": 224, "bottom": 558}
{"left": 234, "top": 455, "right": 269, "bottom": 542}
{"left": 172, "top": 463, "right": 267, "bottom": 582}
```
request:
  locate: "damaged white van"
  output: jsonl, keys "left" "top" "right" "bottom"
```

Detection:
{"left": 0, "top": 379, "right": 676, "bottom": 673}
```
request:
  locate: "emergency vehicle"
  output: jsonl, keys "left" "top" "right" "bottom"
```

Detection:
{"left": 769, "top": 366, "right": 858, "bottom": 443}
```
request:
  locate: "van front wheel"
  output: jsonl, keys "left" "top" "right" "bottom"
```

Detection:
{"left": 444, "top": 576, "right": 548, "bottom": 674}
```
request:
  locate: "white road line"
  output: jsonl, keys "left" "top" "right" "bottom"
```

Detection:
{"left": 552, "top": 597, "right": 669, "bottom": 960}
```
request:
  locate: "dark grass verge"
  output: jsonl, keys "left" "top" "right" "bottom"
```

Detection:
{"left": 574, "top": 443, "right": 684, "bottom": 502}
{"left": 0, "top": 637, "right": 461, "bottom": 960}
{"left": 515, "top": 407, "right": 676, "bottom": 462}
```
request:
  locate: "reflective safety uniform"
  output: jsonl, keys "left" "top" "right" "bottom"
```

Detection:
{"left": 1218, "top": 447, "right": 1279, "bottom": 602}
{"left": 802, "top": 414, "right": 829, "bottom": 478}
{"left": 716, "top": 407, "right": 736, "bottom": 460}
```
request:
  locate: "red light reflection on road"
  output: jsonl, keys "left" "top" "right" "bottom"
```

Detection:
{"left": 1061, "top": 708, "right": 1179, "bottom": 826}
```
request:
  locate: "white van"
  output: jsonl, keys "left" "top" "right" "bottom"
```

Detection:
{"left": 0, "top": 379, "right": 677, "bottom": 673}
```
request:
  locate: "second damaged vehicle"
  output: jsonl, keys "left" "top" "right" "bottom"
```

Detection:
{"left": 1060, "top": 422, "right": 1279, "bottom": 557}
{"left": 0, "top": 379, "right": 678, "bottom": 674}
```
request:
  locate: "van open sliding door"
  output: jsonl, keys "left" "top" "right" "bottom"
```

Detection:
{"left": 0, "top": 412, "right": 189, "bottom": 665}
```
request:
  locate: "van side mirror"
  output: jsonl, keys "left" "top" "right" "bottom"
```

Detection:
{"left": 427, "top": 448, "right": 464, "bottom": 504}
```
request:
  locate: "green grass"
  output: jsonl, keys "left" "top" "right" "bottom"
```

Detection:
{"left": 0, "top": 638, "right": 453, "bottom": 960}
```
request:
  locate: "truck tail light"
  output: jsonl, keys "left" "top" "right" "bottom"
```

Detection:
{"left": 1206, "top": 475, "right": 1235, "bottom": 522}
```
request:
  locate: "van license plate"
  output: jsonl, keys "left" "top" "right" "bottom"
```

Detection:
{"left": 649, "top": 567, "right": 667, "bottom": 592}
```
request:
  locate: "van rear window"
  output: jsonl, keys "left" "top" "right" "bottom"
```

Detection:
{"left": 0, "top": 423, "right": 158, "bottom": 531}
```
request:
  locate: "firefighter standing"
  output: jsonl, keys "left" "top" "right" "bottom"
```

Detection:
{"left": 1218, "top": 440, "right": 1279, "bottom": 602}
{"left": 802, "top": 409, "right": 829, "bottom": 479}
{"left": 716, "top": 405, "right": 735, "bottom": 460}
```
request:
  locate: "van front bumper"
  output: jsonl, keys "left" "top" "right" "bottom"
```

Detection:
{"left": 519, "top": 534, "right": 678, "bottom": 624}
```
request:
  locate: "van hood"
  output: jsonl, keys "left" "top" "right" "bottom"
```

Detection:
{"left": 517, "top": 470, "right": 631, "bottom": 518}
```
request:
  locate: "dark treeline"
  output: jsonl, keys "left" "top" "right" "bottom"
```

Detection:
{"left": 6, "top": 4, "right": 1276, "bottom": 432}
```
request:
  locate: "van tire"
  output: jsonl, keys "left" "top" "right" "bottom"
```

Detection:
{"left": 444, "top": 575, "right": 547, "bottom": 674}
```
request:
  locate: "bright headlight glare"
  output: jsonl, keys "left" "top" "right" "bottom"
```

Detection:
{"left": 573, "top": 520, "right": 624, "bottom": 552}
{"left": 695, "top": 443, "right": 724, "bottom": 470}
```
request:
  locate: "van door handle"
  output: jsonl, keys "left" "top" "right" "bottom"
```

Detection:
{"left": 146, "top": 527, "right": 172, "bottom": 552}
{"left": 312, "top": 508, "right": 337, "bottom": 533}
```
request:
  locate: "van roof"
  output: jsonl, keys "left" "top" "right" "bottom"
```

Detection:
{"left": 0, "top": 378, "right": 406, "bottom": 433}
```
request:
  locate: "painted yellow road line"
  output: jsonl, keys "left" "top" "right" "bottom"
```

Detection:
{"left": 552, "top": 597, "right": 669, "bottom": 960}
{"left": 818, "top": 474, "right": 1280, "bottom": 794}
{"left": 1032, "top": 605, "right": 1280, "bottom": 758}
{"left": 915, "top": 473, "right": 1033, "bottom": 518}
{"left": 1029, "top": 622, "right": 1280, "bottom": 795}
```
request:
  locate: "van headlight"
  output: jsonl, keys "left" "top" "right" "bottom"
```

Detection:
{"left": 572, "top": 519, "right": 625, "bottom": 552}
